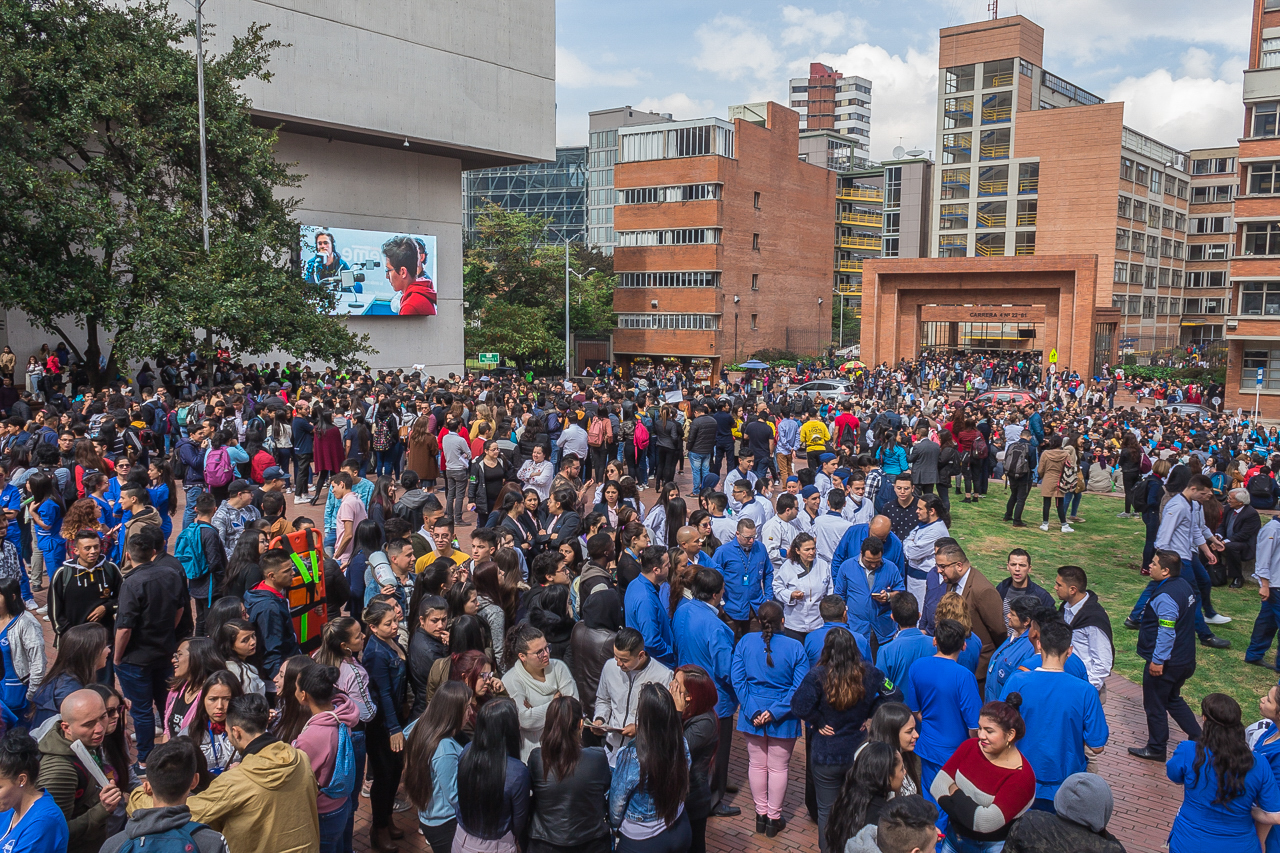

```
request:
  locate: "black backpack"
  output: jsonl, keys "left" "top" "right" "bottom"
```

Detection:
{"left": 1131, "top": 475, "right": 1157, "bottom": 513}
{"left": 1248, "top": 473, "right": 1275, "bottom": 500}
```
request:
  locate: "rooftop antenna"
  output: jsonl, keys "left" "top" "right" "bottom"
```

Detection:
{"left": 988, "top": 0, "right": 998, "bottom": 19}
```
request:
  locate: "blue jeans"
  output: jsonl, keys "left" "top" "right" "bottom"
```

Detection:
{"left": 1248, "top": 591, "right": 1280, "bottom": 665}
{"left": 345, "top": 729, "right": 367, "bottom": 852}
{"left": 689, "top": 452, "right": 710, "bottom": 493}
{"left": 182, "top": 483, "right": 205, "bottom": 530}
{"left": 116, "top": 659, "right": 174, "bottom": 764}
{"left": 318, "top": 801, "right": 351, "bottom": 853}
{"left": 1130, "top": 576, "right": 1211, "bottom": 639}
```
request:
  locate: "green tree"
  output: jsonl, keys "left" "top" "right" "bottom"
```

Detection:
{"left": 0, "top": 0, "right": 369, "bottom": 386}
{"left": 463, "top": 204, "right": 614, "bottom": 368}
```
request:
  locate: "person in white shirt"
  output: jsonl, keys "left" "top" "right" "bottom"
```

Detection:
{"left": 724, "top": 453, "right": 759, "bottom": 514}
{"left": 732, "top": 480, "right": 768, "bottom": 529}
{"left": 813, "top": 489, "right": 853, "bottom": 567}
{"left": 772, "top": 532, "right": 832, "bottom": 642}
{"left": 591, "top": 627, "right": 672, "bottom": 760}
{"left": 556, "top": 418, "right": 590, "bottom": 462}
{"left": 517, "top": 444, "right": 555, "bottom": 502}
{"left": 761, "top": 494, "right": 800, "bottom": 570}
{"left": 706, "top": 493, "right": 737, "bottom": 545}
{"left": 503, "top": 623, "right": 580, "bottom": 759}
{"left": 814, "top": 455, "right": 839, "bottom": 512}
{"left": 843, "top": 472, "right": 875, "bottom": 526}
{"left": 1053, "top": 565, "right": 1114, "bottom": 701}
{"left": 794, "top": 485, "right": 822, "bottom": 536}
{"left": 1246, "top": 514, "right": 1280, "bottom": 665}
{"left": 902, "top": 494, "right": 950, "bottom": 612}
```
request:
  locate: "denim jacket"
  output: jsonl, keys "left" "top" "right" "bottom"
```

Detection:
{"left": 361, "top": 634, "right": 407, "bottom": 733}
{"left": 607, "top": 740, "right": 691, "bottom": 828}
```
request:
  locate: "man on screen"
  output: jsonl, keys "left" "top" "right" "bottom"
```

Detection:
{"left": 302, "top": 231, "right": 352, "bottom": 285}
{"left": 383, "top": 235, "right": 437, "bottom": 316}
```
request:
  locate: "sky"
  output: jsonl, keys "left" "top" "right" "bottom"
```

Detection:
{"left": 554, "top": 0, "right": 1253, "bottom": 160}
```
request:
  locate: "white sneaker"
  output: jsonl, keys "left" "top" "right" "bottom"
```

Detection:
{"left": 36, "top": 605, "right": 46, "bottom": 614}
{"left": 1205, "top": 613, "right": 1233, "bottom": 625}
{"left": 1039, "top": 522, "right": 1050, "bottom": 532}
{"left": 293, "top": 495, "right": 311, "bottom": 504}
{"left": 1061, "top": 524, "right": 1075, "bottom": 533}
{"left": 1117, "top": 512, "right": 1130, "bottom": 518}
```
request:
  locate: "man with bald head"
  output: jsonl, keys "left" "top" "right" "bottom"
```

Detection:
{"left": 830, "top": 514, "right": 904, "bottom": 578}
{"left": 675, "top": 525, "right": 708, "bottom": 572}
{"left": 38, "top": 688, "right": 123, "bottom": 850}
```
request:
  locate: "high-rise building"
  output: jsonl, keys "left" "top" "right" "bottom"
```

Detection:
{"left": 1184, "top": 147, "right": 1237, "bottom": 344}
{"left": 862, "top": 15, "right": 1192, "bottom": 376}
{"left": 788, "top": 63, "right": 872, "bottom": 159}
{"left": 463, "top": 146, "right": 588, "bottom": 245}
{"left": 610, "top": 103, "right": 837, "bottom": 375}
{"left": 587, "top": 107, "right": 675, "bottom": 255}
{"left": 1224, "top": 0, "right": 1280, "bottom": 414}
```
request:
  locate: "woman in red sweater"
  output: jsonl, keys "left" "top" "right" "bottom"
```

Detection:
{"left": 930, "top": 695, "right": 1036, "bottom": 853}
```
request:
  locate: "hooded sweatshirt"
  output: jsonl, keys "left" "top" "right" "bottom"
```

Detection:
{"left": 128, "top": 736, "right": 319, "bottom": 853}
{"left": 244, "top": 582, "right": 299, "bottom": 680}
{"left": 292, "top": 693, "right": 360, "bottom": 815}
{"left": 1003, "top": 772, "right": 1125, "bottom": 853}
{"left": 844, "top": 824, "right": 885, "bottom": 853}
{"left": 49, "top": 556, "right": 122, "bottom": 636}
{"left": 123, "top": 505, "right": 162, "bottom": 570}
{"left": 101, "top": 805, "right": 229, "bottom": 853}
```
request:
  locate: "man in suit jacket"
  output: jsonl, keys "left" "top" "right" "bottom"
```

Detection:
{"left": 1220, "top": 488, "right": 1262, "bottom": 588}
{"left": 936, "top": 541, "right": 1005, "bottom": 683}
{"left": 907, "top": 426, "right": 941, "bottom": 492}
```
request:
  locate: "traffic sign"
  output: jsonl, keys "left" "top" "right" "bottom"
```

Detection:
{"left": 1259, "top": 367, "right": 1265, "bottom": 388}
{"left": 478, "top": 352, "right": 500, "bottom": 366}
{"left": 1048, "top": 348, "right": 1058, "bottom": 364}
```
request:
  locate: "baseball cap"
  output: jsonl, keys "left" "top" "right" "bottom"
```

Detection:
{"left": 227, "top": 479, "right": 252, "bottom": 495}
{"left": 819, "top": 452, "right": 837, "bottom": 463}
{"left": 800, "top": 485, "right": 819, "bottom": 499}
{"left": 262, "top": 466, "right": 285, "bottom": 482}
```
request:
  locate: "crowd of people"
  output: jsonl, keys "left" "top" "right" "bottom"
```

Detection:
{"left": 0, "top": 347, "right": 1275, "bottom": 853}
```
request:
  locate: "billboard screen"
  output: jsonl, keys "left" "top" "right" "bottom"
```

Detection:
{"left": 300, "top": 225, "right": 438, "bottom": 316}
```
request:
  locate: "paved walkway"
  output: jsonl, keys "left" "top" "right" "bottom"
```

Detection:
{"left": 27, "top": 463, "right": 1182, "bottom": 852}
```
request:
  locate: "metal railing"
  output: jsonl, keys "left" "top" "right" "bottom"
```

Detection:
{"left": 836, "top": 259, "right": 863, "bottom": 272}
{"left": 977, "top": 212, "right": 1006, "bottom": 228}
{"left": 839, "top": 212, "right": 882, "bottom": 227}
{"left": 976, "top": 242, "right": 1004, "bottom": 257}
{"left": 1018, "top": 177, "right": 1038, "bottom": 193}
{"left": 978, "top": 180, "right": 1008, "bottom": 196}
{"left": 1015, "top": 245, "right": 1035, "bottom": 256}
{"left": 837, "top": 187, "right": 883, "bottom": 202}
{"left": 985, "top": 72, "right": 1014, "bottom": 88}
{"left": 839, "top": 235, "right": 881, "bottom": 251}
{"left": 835, "top": 281, "right": 862, "bottom": 294}
{"left": 1016, "top": 212, "right": 1037, "bottom": 227}
{"left": 982, "top": 106, "right": 1012, "bottom": 123}
{"left": 980, "top": 143, "right": 1010, "bottom": 159}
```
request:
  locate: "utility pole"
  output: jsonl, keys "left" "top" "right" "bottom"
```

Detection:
{"left": 192, "top": 0, "right": 210, "bottom": 252}
{"left": 565, "top": 234, "right": 570, "bottom": 381}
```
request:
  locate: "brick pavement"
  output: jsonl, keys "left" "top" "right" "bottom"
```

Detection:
{"left": 28, "top": 466, "right": 1182, "bottom": 852}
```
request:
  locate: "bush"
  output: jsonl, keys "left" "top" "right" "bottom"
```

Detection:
{"left": 749, "top": 349, "right": 806, "bottom": 367}
{"left": 1121, "top": 365, "right": 1225, "bottom": 384}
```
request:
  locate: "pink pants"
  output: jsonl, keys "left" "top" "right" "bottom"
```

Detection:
{"left": 744, "top": 733, "right": 796, "bottom": 819}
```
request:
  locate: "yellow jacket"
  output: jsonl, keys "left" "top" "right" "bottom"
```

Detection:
{"left": 798, "top": 419, "right": 831, "bottom": 452}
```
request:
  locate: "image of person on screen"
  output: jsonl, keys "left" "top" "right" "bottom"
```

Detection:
{"left": 302, "top": 231, "right": 352, "bottom": 286}
{"left": 382, "top": 235, "right": 437, "bottom": 316}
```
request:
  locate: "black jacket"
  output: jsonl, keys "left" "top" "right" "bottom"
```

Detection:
{"left": 1004, "top": 810, "right": 1126, "bottom": 853}
{"left": 687, "top": 415, "right": 717, "bottom": 455}
{"left": 526, "top": 746, "right": 612, "bottom": 846}
{"left": 407, "top": 628, "right": 447, "bottom": 718}
{"left": 1219, "top": 504, "right": 1262, "bottom": 561}
{"left": 995, "top": 577, "right": 1055, "bottom": 612}
{"left": 683, "top": 711, "right": 720, "bottom": 821}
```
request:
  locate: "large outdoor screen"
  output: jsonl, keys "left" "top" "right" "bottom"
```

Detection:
{"left": 300, "top": 225, "right": 438, "bottom": 316}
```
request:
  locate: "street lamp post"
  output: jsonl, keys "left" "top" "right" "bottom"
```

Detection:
{"left": 188, "top": 0, "right": 210, "bottom": 253}
{"left": 563, "top": 233, "right": 594, "bottom": 380}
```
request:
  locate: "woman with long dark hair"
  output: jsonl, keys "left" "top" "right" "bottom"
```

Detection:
{"left": 0, "top": 730, "right": 68, "bottom": 852}
{"left": 315, "top": 616, "right": 375, "bottom": 845}
{"left": 669, "top": 665, "right": 719, "bottom": 853}
{"left": 661, "top": 497, "right": 687, "bottom": 550}
{"left": 185, "top": 671, "right": 243, "bottom": 779}
{"left": 368, "top": 476, "right": 397, "bottom": 528}
{"left": 824, "top": 741, "right": 905, "bottom": 852}
{"left": 527, "top": 696, "right": 612, "bottom": 853}
{"left": 222, "top": 528, "right": 268, "bottom": 600}
{"left": 310, "top": 407, "right": 345, "bottom": 505}
{"left": 27, "top": 472, "right": 65, "bottom": 580}
{"left": 792, "top": 627, "right": 901, "bottom": 852}
{"left": 362, "top": 600, "right": 409, "bottom": 852}
{"left": 474, "top": 562, "right": 511, "bottom": 670}
{"left": 161, "top": 637, "right": 226, "bottom": 739}
{"left": 868, "top": 701, "right": 922, "bottom": 796}
{"left": 146, "top": 459, "right": 177, "bottom": 542}
{"left": 271, "top": 654, "right": 315, "bottom": 745}
{"left": 31, "top": 622, "right": 109, "bottom": 726}
{"left": 1168, "top": 692, "right": 1280, "bottom": 852}
{"left": 731, "top": 599, "right": 807, "bottom": 837}
{"left": 456, "top": 698, "right": 530, "bottom": 853}
{"left": 405, "top": 680, "right": 473, "bottom": 853}
{"left": 86, "top": 683, "right": 132, "bottom": 808}
{"left": 607, "top": 683, "right": 691, "bottom": 852}
{"left": 214, "top": 618, "right": 264, "bottom": 695}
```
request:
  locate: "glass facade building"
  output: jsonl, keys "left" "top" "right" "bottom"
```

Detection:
{"left": 464, "top": 146, "right": 588, "bottom": 244}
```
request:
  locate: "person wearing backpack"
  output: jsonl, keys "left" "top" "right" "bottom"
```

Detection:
{"left": 175, "top": 493, "right": 226, "bottom": 636}
{"left": 175, "top": 419, "right": 211, "bottom": 531}
{"left": 101, "top": 736, "right": 229, "bottom": 853}
{"left": 1001, "top": 429, "right": 1033, "bottom": 528}
{"left": 292, "top": 663, "right": 360, "bottom": 853}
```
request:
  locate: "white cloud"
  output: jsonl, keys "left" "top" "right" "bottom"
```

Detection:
{"left": 813, "top": 43, "right": 940, "bottom": 161}
{"left": 1179, "top": 47, "right": 1216, "bottom": 79}
{"left": 693, "top": 14, "right": 782, "bottom": 82}
{"left": 780, "top": 6, "right": 866, "bottom": 47}
{"left": 635, "top": 93, "right": 716, "bottom": 120}
{"left": 1107, "top": 68, "right": 1243, "bottom": 151}
{"left": 556, "top": 46, "right": 640, "bottom": 89}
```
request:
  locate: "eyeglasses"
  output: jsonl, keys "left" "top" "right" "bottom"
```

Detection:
{"left": 105, "top": 705, "right": 122, "bottom": 717}
{"left": 935, "top": 560, "right": 964, "bottom": 572}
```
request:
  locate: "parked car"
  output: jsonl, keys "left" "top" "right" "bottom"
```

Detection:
{"left": 793, "top": 380, "right": 856, "bottom": 403}
{"left": 1160, "top": 402, "right": 1216, "bottom": 418}
{"left": 974, "top": 389, "right": 1038, "bottom": 406}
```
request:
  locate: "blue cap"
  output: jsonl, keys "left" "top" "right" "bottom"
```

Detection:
{"left": 819, "top": 452, "right": 837, "bottom": 463}
{"left": 833, "top": 468, "right": 851, "bottom": 482}
{"left": 786, "top": 475, "right": 800, "bottom": 483}
{"left": 800, "top": 485, "right": 820, "bottom": 498}
{"left": 262, "top": 466, "right": 286, "bottom": 482}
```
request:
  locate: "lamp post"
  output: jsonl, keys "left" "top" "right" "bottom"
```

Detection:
{"left": 187, "top": 0, "right": 210, "bottom": 253}
{"left": 563, "top": 233, "right": 595, "bottom": 380}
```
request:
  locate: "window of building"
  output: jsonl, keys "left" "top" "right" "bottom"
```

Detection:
{"left": 1158, "top": 297, "right": 1169, "bottom": 315}
{"left": 1251, "top": 164, "right": 1280, "bottom": 195}
{"left": 1188, "top": 243, "right": 1229, "bottom": 260}
{"left": 940, "top": 203, "right": 969, "bottom": 230}
{"left": 1161, "top": 238, "right": 1173, "bottom": 257}
{"left": 1192, "top": 157, "right": 1236, "bottom": 174}
{"left": 1186, "top": 270, "right": 1228, "bottom": 288}
{"left": 1177, "top": 180, "right": 1189, "bottom": 200}
{"left": 1118, "top": 196, "right": 1131, "bottom": 218}
{"left": 1174, "top": 241, "right": 1184, "bottom": 259}
{"left": 753, "top": 192, "right": 761, "bottom": 209}
{"left": 1135, "top": 163, "right": 1149, "bottom": 188}
{"left": 1246, "top": 222, "right": 1280, "bottom": 255}
{"left": 941, "top": 168, "right": 970, "bottom": 200}
{"left": 1192, "top": 184, "right": 1234, "bottom": 203}
{"left": 791, "top": 85, "right": 807, "bottom": 94}
{"left": 751, "top": 274, "right": 759, "bottom": 291}
{"left": 1020, "top": 59, "right": 1035, "bottom": 77}
{"left": 1114, "top": 262, "right": 1128, "bottom": 283}
{"left": 939, "top": 234, "right": 967, "bottom": 257}
{"left": 1142, "top": 296, "right": 1156, "bottom": 318}
{"left": 1144, "top": 266, "right": 1157, "bottom": 287}
{"left": 589, "top": 168, "right": 613, "bottom": 187}
{"left": 942, "top": 133, "right": 972, "bottom": 164}
{"left": 1133, "top": 200, "right": 1146, "bottom": 221}
{"left": 750, "top": 314, "right": 758, "bottom": 330}
{"left": 1116, "top": 229, "right": 1130, "bottom": 250}
{"left": 589, "top": 129, "right": 618, "bottom": 149}
{"left": 1176, "top": 213, "right": 1187, "bottom": 231}
{"left": 982, "top": 91, "right": 1013, "bottom": 124}
{"left": 884, "top": 166, "right": 902, "bottom": 207}
{"left": 1165, "top": 177, "right": 1176, "bottom": 197}
{"left": 1148, "top": 205, "right": 1160, "bottom": 229}
{"left": 1128, "top": 295, "right": 1141, "bottom": 314}
{"left": 976, "top": 232, "right": 1005, "bottom": 257}
{"left": 616, "top": 313, "right": 721, "bottom": 330}
{"left": 1018, "top": 162, "right": 1039, "bottom": 194}
{"left": 1113, "top": 294, "right": 1127, "bottom": 312}
{"left": 979, "top": 128, "right": 1011, "bottom": 160}
{"left": 944, "top": 97, "right": 974, "bottom": 129}
{"left": 982, "top": 58, "right": 1015, "bottom": 88}
{"left": 1129, "top": 264, "right": 1144, "bottom": 284}
{"left": 883, "top": 237, "right": 900, "bottom": 257}
{"left": 1151, "top": 170, "right": 1162, "bottom": 194}
{"left": 978, "top": 164, "right": 1009, "bottom": 195}
{"left": 1162, "top": 208, "right": 1174, "bottom": 229}
{"left": 883, "top": 212, "right": 900, "bottom": 233}
{"left": 589, "top": 148, "right": 617, "bottom": 168}
{"left": 1191, "top": 216, "right": 1229, "bottom": 234}
{"left": 977, "top": 201, "right": 1007, "bottom": 228}
{"left": 1159, "top": 268, "right": 1171, "bottom": 286}
{"left": 1256, "top": 103, "right": 1280, "bottom": 137}
{"left": 1265, "top": 38, "right": 1280, "bottom": 69}
{"left": 1147, "top": 236, "right": 1159, "bottom": 259}
{"left": 1172, "top": 271, "right": 1183, "bottom": 287}
{"left": 1242, "top": 282, "right": 1280, "bottom": 315}
{"left": 1015, "top": 231, "right": 1035, "bottom": 256}
{"left": 1016, "top": 199, "right": 1037, "bottom": 227}
{"left": 1170, "top": 297, "right": 1181, "bottom": 313}
{"left": 615, "top": 228, "right": 721, "bottom": 247}
{"left": 1242, "top": 347, "right": 1280, "bottom": 390}
{"left": 1121, "top": 158, "right": 1135, "bottom": 181}
{"left": 752, "top": 233, "right": 760, "bottom": 250}
{"left": 617, "top": 271, "right": 720, "bottom": 288}
{"left": 618, "top": 183, "right": 721, "bottom": 205}
{"left": 945, "top": 65, "right": 975, "bottom": 94}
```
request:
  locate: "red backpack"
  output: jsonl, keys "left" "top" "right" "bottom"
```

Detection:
{"left": 634, "top": 420, "right": 650, "bottom": 451}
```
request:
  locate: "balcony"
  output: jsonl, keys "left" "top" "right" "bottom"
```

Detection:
{"left": 836, "top": 259, "right": 863, "bottom": 273}
{"left": 977, "top": 212, "right": 1006, "bottom": 228}
{"left": 839, "top": 212, "right": 882, "bottom": 227}
{"left": 978, "top": 180, "right": 1008, "bottom": 197}
{"left": 835, "top": 281, "right": 862, "bottom": 295}
{"left": 1016, "top": 211, "right": 1037, "bottom": 227}
{"left": 839, "top": 235, "right": 882, "bottom": 251}
{"left": 1018, "top": 177, "right": 1038, "bottom": 194}
{"left": 1244, "top": 67, "right": 1280, "bottom": 104}
{"left": 980, "top": 143, "right": 1010, "bottom": 160}
{"left": 985, "top": 72, "right": 1014, "bottom": 88}
{"left": 837, "top": 187, "right": 883, "bottom": 202}
{"left": 1015, "top": 245, "right": 1035, "bottom": 256}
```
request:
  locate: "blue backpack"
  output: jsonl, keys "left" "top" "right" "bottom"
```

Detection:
{"left": 115, "top": 820, "right": 207, "bottom": 853}
{"left": 174, "top": 522, "right": 213, "bottom": 601}
{"left": 316, "top": 712, "right": 356, "bottom": 800}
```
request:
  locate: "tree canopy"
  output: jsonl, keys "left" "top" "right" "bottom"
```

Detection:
{"left": 0, "top": 0, "right": 370, "bottom": 386}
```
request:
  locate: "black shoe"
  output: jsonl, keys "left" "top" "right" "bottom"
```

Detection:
{"left": 1123, "top": 618, "right": 1140, "bottom": 630}
{"left": 1002, "top": 516, "right": 1012, "bottom": 522}
{"left": 1246, "top": 657, "right": 1272, "bottom": 669}
{"left": 755, "top": 814, "right": 767, "bottom": 833}
{"left": 1012, "top": 520, "right": 1027, "bottom": 528}
{"left": 1230, "top": 578, "right": 1244, "bottom": 589}
{"left": 1201, "top": 634, "right": 1232, "bottom": 649}
{"left": 712, "top": 803, "right": 741, "bottom": 817}
{"left": 766, "top": 817, "right": 787, "bottom": 838}
{"left": 1128, "top": 746, "right": 1166, "bottom": 762}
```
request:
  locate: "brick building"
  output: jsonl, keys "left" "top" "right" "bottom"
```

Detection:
{"left": 611, "top": 102, "right": 837, "bottom": 375}
{"left": 788, "top": 62, "right": 873, "bottom": 160}
{"left": 862, "top": 15, "right": 1191, "bottom": 376}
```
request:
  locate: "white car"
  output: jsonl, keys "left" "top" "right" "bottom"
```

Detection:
{"left": 793, "top": 380, "right": 856, "bottom": 402}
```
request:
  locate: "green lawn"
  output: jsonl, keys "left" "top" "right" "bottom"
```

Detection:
{"left": 949, "top": 490, "right": 1278, "bottom": 711}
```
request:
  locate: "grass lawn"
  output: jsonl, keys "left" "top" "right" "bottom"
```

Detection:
{"left": 948, "top": 489, "right": 1279, "bottom": 711}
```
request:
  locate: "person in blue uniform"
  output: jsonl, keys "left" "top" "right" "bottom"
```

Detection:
{"left": 713, "top": 518, "right": 773, "bottom": 639}
{"left": 731, "top": 601, "right": 809, "bottom": 837}
{"left": 901, "top": 618, "right": 981, "bottom": 802}
{"left": 804, "top": 597, "right": 871, "bottom": 668}
{"left": 1130, "top": 550, "right": 1201, "bottom": 761}
{"left": 1000, "top": 618, "right": 1108, "bottom": 809}
{"left": 623, "top": 545, "right": 676, "bottom": 667}
{"left": 830, "top": 516, "right": 903, "bottom": 580}
{"left": 1167, "top": 692, "right": 1280, "bottom": 853}
{"left": 876, "top": 592, "right": 936, "bottom": 690}
{"left": 674, "top": 568, "right": 740, "bottom": 818}
{"left": 985, "top": 595, "right": 1040, "bottom": 702}
{"left": 834, "top": 535, "right": 904, "bottom": 652}
{"left": 0, "top": 730, "right": 69, "bottom": 853}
